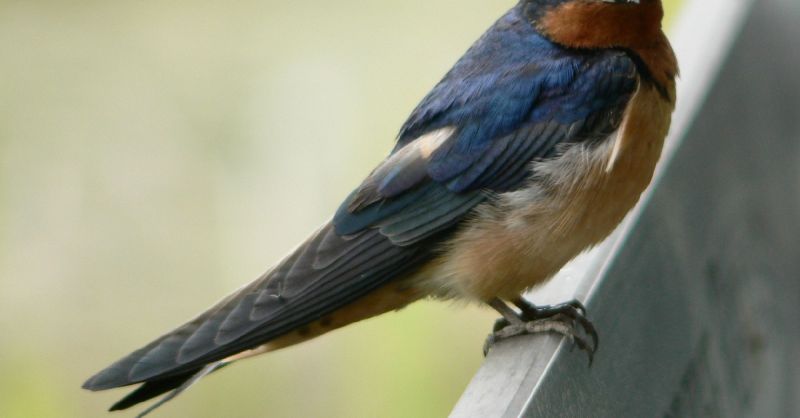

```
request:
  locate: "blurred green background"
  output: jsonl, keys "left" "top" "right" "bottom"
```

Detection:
{"left": 0, "top": 1, "right": 681, "bottom": 417}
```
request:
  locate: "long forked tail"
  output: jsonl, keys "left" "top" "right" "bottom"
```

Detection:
{"left": 110, "top": 362, "right": 228, "bottom": 417}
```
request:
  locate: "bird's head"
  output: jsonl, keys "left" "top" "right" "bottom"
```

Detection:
{"left": 522, "top": 0, "right": 665, "bottom": 51}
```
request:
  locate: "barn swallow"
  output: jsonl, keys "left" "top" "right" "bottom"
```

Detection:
{"left": 84, "top": 0, "right": 677, "bottom": 415}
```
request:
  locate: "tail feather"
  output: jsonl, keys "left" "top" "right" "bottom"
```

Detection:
{"left": 110, "top": 362, "right": 228, "bottom": 416}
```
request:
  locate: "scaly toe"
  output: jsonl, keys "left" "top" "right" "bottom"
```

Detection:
{"left": 483, "top": 316, "right": 595, "bottom": 365}
{"left": 524, "top": 303, "right": 598, "bottom": 352}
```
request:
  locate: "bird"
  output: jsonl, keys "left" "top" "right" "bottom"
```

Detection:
{"left": 83, "top": 0, "right": 677, "bottom": 415}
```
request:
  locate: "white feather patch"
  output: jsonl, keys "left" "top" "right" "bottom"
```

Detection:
{"left": 605, "top": 83, "right": 641, "bottom": 173}
{"left": 413, "top": 126, "right": 456, "bottom": 158}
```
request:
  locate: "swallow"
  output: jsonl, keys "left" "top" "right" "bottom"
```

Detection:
{"left": 84, "top": 0, "right": 677, "bottom": 415}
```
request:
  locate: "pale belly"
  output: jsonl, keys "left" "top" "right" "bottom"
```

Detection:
{"left": 413, "top": 82, "right": 674, "bottom": 301}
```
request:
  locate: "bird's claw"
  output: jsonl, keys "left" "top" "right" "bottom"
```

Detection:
{"left": 484, "top": 300, "right": 598, "bottom": 366}
{"left": 516, "top": 299, "right": 598, "bottom": 351}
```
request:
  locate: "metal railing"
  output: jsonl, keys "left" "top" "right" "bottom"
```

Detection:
{"left": 450, "top": 0, "right": 800, "bottom": 416}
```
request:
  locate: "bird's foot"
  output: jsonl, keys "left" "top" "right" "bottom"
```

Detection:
{"left": 515, "top": 298, "right": 598, "bottom": 351}
{"left": 484, "top": 298, "right": 598, "bottom": 365}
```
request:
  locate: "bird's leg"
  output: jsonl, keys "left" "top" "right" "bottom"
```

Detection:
{"left": 484, "top": 297, "right": 597, "bottom": 365}
{"left": 488, "top": 298, "right": 526, "bottom": 327}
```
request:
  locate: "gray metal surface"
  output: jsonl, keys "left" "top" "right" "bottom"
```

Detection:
{"left": 450, "top": 0, "right": 800, "bottom": 416}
